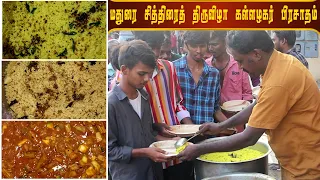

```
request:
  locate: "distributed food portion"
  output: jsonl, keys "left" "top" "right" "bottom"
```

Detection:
{"left": 199, "top": 148, "right": 265, "bottom": 163}
{"left": 176, "top": 142, "right": 188, "bottom": 154}
{"left": 3, "top": 1, "right": 106, "bottom": 59}
{"left": 150, "top": 140, "right": 193, "bottom": 157}
{"left": 4, "top": 61, "right": 106, "bottom": 119}
{"left": 2, "top": 121, "right": 106, "bottom": 178}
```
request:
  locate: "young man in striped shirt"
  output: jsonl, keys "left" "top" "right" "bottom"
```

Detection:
{"left": 110, "top": 31, "right": 194, "bottom": 180}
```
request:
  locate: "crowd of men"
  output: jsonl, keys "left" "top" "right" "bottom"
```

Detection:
{"left": 108, "top": 30, "right": 319, "bottom": 180}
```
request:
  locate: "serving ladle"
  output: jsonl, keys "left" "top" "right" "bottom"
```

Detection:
{"left": 174, "top": 131, "right": 201, "bottom": 149}
{"left": 174, "top": 127, "right": 237, "bottom": 149}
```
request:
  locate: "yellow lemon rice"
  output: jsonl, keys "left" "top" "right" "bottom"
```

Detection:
{"left": 176, "top": 143, "right": 189, "bottom": 154}
{"left": 199, "top": 148, "right": 264, "bottom": 162}
{"left": 3, "top": 1, "right": 106, "bottom": 59}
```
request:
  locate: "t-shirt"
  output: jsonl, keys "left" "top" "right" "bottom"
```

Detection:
{"left": 248, "top": 50, "right": 320, "bottom": 179}
{"left": 129, "top": 90, "right": 142, "bottom": 119}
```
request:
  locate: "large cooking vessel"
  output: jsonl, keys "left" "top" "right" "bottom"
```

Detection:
{"left": 202, "top": 173, "right": 275, "bottom": 180}
{"left": 194, "top": 137, "right": 271, "bottom": 180}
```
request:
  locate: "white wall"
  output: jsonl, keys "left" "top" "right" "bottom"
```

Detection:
{"left": 307, "top": 35, "right": 320, "bottom": 81}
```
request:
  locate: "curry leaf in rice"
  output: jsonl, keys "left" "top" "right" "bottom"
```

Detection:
{"left": 57, "top": 48, "right": 67, "bottom": 57}
{"left": 30, "top": 8, "right": 37, "bottom": 14}
{"left": 62, "top": 31, "right": 77, "bottom": 35}
{"left": 89, "top": 21, "right": 101, "bottom": 27}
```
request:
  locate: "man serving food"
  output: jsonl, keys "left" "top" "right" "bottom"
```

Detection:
{"left": 177, "top": 31, "right": 320, "bottom": 180}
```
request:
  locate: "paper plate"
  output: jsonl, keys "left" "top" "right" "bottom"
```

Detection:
{"left": 167, "top": 125, "right": 201, "bottom": 137}
{"left": 149, "top": 140, "right": 178, "bottom": 157}
{"left": 221, "top": 100, "right": 250, "bottom": 112}
{"left": 149, "top": 140, "right": 193, "bottom": 157}
{"left": 252, "top": 86, "right": 261, "bottom": 98}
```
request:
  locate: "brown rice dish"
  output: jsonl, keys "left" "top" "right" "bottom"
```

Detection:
{"left": 3, "top": 1, "right": 106, "bottom": 59}
{"left": 4, "top": 61, "right": 106, "bottom": 119}
{"left": 2, "top": 121, "right": 106, "bottom": 178}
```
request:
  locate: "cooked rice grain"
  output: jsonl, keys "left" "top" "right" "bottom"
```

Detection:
{"left": 4, "top": 61, "right": 106, "bottom": 119}
{"left": 3, "top": 1, "right": 106, "bottom": 59}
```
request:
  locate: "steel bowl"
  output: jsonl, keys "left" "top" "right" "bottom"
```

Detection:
{"left": 195, "top": 137, "right": 272, "bottom": 180}
{"left": 202, "top": 173, "right": 275, "bottom": 180}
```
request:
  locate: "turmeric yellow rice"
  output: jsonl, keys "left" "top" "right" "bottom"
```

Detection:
{"left": 3, "top": 1, "right": 106, "bottom": 59}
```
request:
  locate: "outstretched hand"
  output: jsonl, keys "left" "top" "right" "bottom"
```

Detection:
{"left": 177, "top": 144, "right": 201, "bottom": 161}
{"left": 153, "top": 123, "right": 177, "bottom": 138}
{"left": 198, "top": 122, "right": 223, "bottom": 136}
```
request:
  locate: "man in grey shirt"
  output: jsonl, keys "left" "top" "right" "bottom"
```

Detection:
{"left": 272, "top": 30, "right": 309, "bottom": 69}
{"left": 108, "top": 40, "right": 172, "bottom": 180}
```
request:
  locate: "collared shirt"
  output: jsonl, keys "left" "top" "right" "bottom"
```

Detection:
{"left": 108, "top": 85, "right": 163, "bottom": 180}
{"left": 173, "top": 56, "right": 221, "bottom": 125}
{"left": 248, "top": 50, "right": 320, "bottom": 179}
{"left": 170, "top": 53, "right": 182, "bottom": 62}
{"left": 287, "top": 47, "right": 309, "bottom": 69}
{"left": 110, "top": 59, "right": 190, "bottom": 169}
{"left": 205, "top": 56, "right": 252, "bottom": 104}
{"left": 110, "top": 59, "right": 190, "bottom": 125}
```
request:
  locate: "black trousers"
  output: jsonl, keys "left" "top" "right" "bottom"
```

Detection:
{"left": 163, "top": 161, "right": 194, "bottom": 180}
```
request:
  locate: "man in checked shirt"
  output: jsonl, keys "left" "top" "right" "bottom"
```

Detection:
{"left": 271, "top": 30, "right": 309, "bottom": 69}
{"left": 110, "top": 31, "right": 195, "bottom": 180}
{"left": 173, "top": 31, "right": 228, "bottom": 128}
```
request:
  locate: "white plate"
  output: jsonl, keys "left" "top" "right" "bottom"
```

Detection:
{"left": 221, "top": 100, "right": 250, "bottom": 112}
{"left": 149, "top": 140, "right": 193, "bottom": 157}
{"left": 149, "top": 140, "right": 178, "bottom": 157}
{"left": 167, "top": 125, "right": 201, "bottom": 137}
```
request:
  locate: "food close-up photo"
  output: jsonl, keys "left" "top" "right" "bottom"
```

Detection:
{"left": 3, "top": 61, "right": 106, "bottom": 119}
{"left": 2, "top": 121, "right": 106, "bottom": 178}
{"left": 3, "top": 1, "right": 106, "bottom": 59}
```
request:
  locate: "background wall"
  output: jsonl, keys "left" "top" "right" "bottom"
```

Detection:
{"left": 307, "top": 36, "right": 320, "bottom": 81}
{"left": 297, "top": 31, "right": 319, "bottom": 81}
{"left": 267, "top": 30, "right": 320, "bottom": 82}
